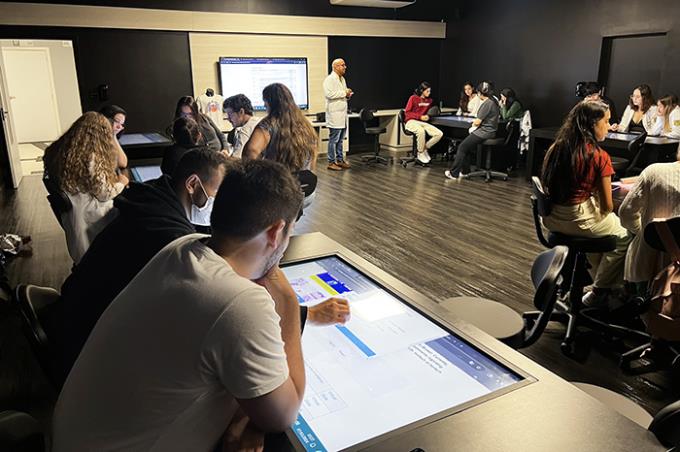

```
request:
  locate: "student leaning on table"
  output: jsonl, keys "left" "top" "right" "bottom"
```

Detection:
{"left": 650, "top": 94, "right": 680, "bottom": 139}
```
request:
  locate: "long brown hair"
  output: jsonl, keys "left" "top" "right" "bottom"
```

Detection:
{"left": 259, "top": 83, "right": 317, "bottom": 172}
{"left": 629, "top": 84, "right": 655, "bottom": 112}
{"left": 459, "top": 81, "right": 475, "bottom": 113}
{"left": 658, "top": 94, "right": 678, "bottom": 132}
{"left": 43, "top": 111, "right": 118, "bottom": 199}
{"left": 541, "top": 101, "right": 609, "bottom": 204}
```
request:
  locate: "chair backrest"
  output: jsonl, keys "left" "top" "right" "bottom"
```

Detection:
{"left": 502, "top": 119, "right": 520, "bottom": 147}
{"left": 649, "top": 399, "right": 680, "bottom": 447}
{"left": 399, "top": 109, "right": 414, "bottom": 136}
{"left": 359, "top": 108, "right": 375, "bottom": 125}
{"left": 522, "top": 245, "right": 569, "bottom": 347}
{"left": 427, "top": 105, "right": 441, "bottom": 117}
{"left": 530, "top": 176, "right": 552, "bottom": 248}
{"left": 42, "top": 176, "right": 72, "bottom": 228}
{"left": 625, "top": 132, "right": 647, "bottom": 173}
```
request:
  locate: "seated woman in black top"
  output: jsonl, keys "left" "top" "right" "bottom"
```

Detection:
{"left": 162, "top": 117, "right": 206, "bottom": 175}
{"left": 171, "top": 96, "right": 228, "bottom": 153}
{"left": 445, "top": 81, "right": 500, "bottom": 180}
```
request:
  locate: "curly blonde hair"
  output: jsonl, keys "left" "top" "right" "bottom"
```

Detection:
{"left": 43, "top": 111, "right": 118, "bottom": 200}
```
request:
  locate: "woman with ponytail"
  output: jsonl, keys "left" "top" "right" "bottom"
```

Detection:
{"left": 541, "top": 100, "right": 631, "bottom": 306}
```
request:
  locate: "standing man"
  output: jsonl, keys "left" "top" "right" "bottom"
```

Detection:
{"left": 324, "top": 58, "right": 353, "bottom": 171}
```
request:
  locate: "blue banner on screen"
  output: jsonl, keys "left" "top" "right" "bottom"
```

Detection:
{"left": 282, "top": 256, "right": 523, "bottom": 451}
{"left": 219, "top": 57, "right": 309, "bottom": 111}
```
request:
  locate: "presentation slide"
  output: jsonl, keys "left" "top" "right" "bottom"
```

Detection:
{"left": 281, "top": 256, "right": 522, "bottom": 452}
{"left": 219, "top": 57, "right": 309, "bottom": 110}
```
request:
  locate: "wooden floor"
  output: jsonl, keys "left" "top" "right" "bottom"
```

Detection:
{"left": 1, "top": 157, "right": 678, "bottom": 423}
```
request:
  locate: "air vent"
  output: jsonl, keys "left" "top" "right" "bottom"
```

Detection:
{"left": 330, "top": 0, "right": 416, "bottom": 8}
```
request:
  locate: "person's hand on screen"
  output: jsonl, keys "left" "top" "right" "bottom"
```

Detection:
{"left": 308, "top": 298, "right": 350, "bottom": 325}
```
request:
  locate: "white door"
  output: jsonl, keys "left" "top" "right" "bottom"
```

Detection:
{"left": 0, "top": 61, "right": 23, "bottom": 188}
{"left": 1, "top": 47, "right": 61, "bottom": 143}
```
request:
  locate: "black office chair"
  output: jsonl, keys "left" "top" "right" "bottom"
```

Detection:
{"left": 0, "top": 410, "right": 44, "bottom": 452}
{"left": 467, "top": 120, "right": 519, "bottom": 182}
{"left": 42, "top": 174, "right": 72, "bottom": 228}
{"left": 530, "top": 177, "right": 648, "bottom": 355}
{"left": 398, "top": 110, "right": 428, "bottom": 168}
{"left": 441, "top": 245, "right": 568, "bottom": 349}
{"left": 610, "top": 132, "right": 646, "bottom": 178}
{"left": 358, "top": 109, "right": 389, "bottom": 165}
{"left": 620, "top": 216, "right": 680, "bottom": 373}
{"left": 12, "top": 284, "right": 60, "bottom": 387}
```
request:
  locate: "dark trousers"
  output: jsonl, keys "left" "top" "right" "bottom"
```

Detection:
{"left": 449, "top": 133, "right": 485, "bottom": 176}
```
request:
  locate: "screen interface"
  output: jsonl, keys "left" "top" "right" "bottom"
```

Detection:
{"left": 281, "top": 256, "right": 523, "bottom": 451}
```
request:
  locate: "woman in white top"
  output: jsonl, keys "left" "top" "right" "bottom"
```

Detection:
{"left": 457, "top": 81, "right": 482, "bottom": 117}
{"left": 43, "top": 111, "right": 127, "bottom": 263}
{"left": 650, "top": 94, "right": 680, "bottom": 139}
{"left": 619, "top": 156, "right": 680, "bottom": 283}
{"left": 611, "top": 84, "right": 657, "bottom": 133}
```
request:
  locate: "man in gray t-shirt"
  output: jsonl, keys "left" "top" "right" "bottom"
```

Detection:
{"left": 445, "top": 82, "right": 501, "bottom": 179}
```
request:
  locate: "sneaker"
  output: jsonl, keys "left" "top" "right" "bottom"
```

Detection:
{"left": 417, "top": 152, "right": 429, "bottom": 164}
{"left": 444, "top": 170, "right": 458, "bottom": 180}
{"left": 336, "top": 161, "right": 351, "bottom": 169}
{"left": 582, "top": 290, "right": 609, "bottom": 308}
{"left": 327, "top": 162, "right": 343, "bottom": 171}
{"left": 423, "top": 150, "right": 432, "bottom": 163}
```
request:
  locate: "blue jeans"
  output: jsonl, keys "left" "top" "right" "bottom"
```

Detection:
{"left": 327, "top": 127, "right": 346, "bottom": 163}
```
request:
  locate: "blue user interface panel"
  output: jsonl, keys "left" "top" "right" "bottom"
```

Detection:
{"left": 281, "top": 256, "right": 523, "bottom": 452}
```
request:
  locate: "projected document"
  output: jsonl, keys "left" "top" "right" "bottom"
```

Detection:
{"left": 282, "top": 257, "right": 522, "bottom": 452}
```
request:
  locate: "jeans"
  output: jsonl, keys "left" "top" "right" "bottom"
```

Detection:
{"left": 327, "top": 127, "right": 346, "bottom": 163}
{"left": 449, "top": 133, "right": 485, "bottom": 176}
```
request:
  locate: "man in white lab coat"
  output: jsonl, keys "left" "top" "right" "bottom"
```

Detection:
{"left": 323, "top": 58, "right": 353, "bottom": 171}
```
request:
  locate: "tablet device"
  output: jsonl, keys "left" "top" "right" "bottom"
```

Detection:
{"left": 130, "top": 165, "right": 162, "bottom": 182}
{"left": 281, "top": 255, "right": 526, "bottom": 451}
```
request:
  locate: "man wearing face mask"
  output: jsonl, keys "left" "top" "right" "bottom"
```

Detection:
{"left": 46, "top": 150, "right": 349, "bottom": 387}
{"left": 53, "top": 160, "right": 306, "bottom": 451}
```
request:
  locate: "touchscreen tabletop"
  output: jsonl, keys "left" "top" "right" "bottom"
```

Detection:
{"left": 281, "top": 256, "right": 523, "bottom": 451}
{"left": 130, "top": 165, "right": 162, "bottom": 182}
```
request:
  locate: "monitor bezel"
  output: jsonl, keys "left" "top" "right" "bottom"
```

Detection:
{"left": 218, "top": 56, "right": 310, "bottom": 111}
{"left": 281, "top": 251, "right": 536, "bottom": 452}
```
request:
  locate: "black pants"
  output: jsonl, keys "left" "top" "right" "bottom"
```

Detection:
{"left": 449, "top": 133, "right": 485, "bottom": 176}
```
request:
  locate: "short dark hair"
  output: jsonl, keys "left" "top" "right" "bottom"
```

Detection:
{"left": 172, "top": 117, "right": 202, "bottom": 148}
{"left": 583, "top": 82, "right": 601, "bottom": 97}
{"left": 99, "top": 104, "right": 126, "bottom": 120}
{"left": 171, "top": 148, "right": 228, "bottom": 187}
{"left": 211, "top": 160, "right": 304, "bottom": 239}
{"left": 223, "top": 94, "right": 254, "bottom": 116}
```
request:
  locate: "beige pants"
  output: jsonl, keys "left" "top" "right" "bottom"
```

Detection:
{"left": 542, "top": 197, "right": 632, "bottom": 289}
{"left": 405, "top": 120, "right": 443, "bottom": 153}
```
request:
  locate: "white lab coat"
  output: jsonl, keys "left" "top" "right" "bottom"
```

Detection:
{"left": 323, "top": 71, "right": 348, "bottom": 129}
{"left": 650, "top": 106, "right": 680, "bottom": 139}
{"left": 617, "top": 105, "right": 657, "bottom": 133}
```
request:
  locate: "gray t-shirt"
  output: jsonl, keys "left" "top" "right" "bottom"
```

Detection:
{"left": 472, "top": 98, "right": 500, "bottom": 140}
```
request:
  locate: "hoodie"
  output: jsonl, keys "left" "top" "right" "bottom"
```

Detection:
{"left": 48, "top": 175, "right": 195, "bottom": 386}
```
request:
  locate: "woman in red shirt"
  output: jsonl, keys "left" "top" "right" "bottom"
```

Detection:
{"left": 541, "top": 100, "right": 632, "bottom": 306}
{"left": 404, "top": 81, "right": 443, "bottom": 164}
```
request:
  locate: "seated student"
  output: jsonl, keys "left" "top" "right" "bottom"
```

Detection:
{"left": 99, "top": 104, "right": 128, "bottom": 170}
{"left": 47, "top": 149, "right": 347, "bottom": 386}
{"left": 619, "top": 154, "right": 680, "bottom": 283}
{"left": 445, "top": 81, "right": 499, "bottom": 180}
{"left": 403, "top": 81, "right": 444, "bottom": 164}
{"left": 499, "top": 88, "right": 524, "bottom": 120}
{"left": 172, "top": 96, "right": 228, "bottom": 153}
{"left": 52, "top": 160, "right": 306, "bottom": 452}
{"left": 161, "top": 116, "right": 205, "bottom": 175}
{"left": 611, "top": 84, "right": 657, "bottom": 134}
{"left": 541, "top": 101, "right": 631, "bottom": 306}
{"left": 42, "top": 111, "right": 128, "bottom": 263}
{"left": 457, "top": 81, "right": 482, "bottom": 117}
{"left": 581, "top": 82, "right": 618, "bottom": 121}
{"left": 650, "top": 94, "right": 680, "bottom": 139}
{"left": 223, "top": 93, "right": 261, "bottom": 158}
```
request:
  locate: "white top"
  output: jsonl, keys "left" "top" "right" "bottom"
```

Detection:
{"left": 619, "top": 162, "right": 680, "bottom": 282}
{"left": 197, "top": 93, "right": 227, "bottom": 131}
{"left": 52, "top": 234, "right": 289, "bottom": 452}
{"left": 323, "top": 71, "right": 348, "bottom": 129}
{"left": 617, "top": 104, "right": 658, "bottom": 133}
{"left": 62, "top": 191, "right": 119, "bottom": 263}
{"left": 650, "top": 106, "right": 680, "bottom": 139}
{"left": 456, "top": 94, "right": 482, "bottom": 117}
{"left": 232, "top": 115, "right": 261, "bottom": 158}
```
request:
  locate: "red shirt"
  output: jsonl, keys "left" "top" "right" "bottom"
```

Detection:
{"left": 404, "top": 95, "right": 433, "bottom": 122}
{"left": 569, "top": 145, "right": 615, "bottom": 204}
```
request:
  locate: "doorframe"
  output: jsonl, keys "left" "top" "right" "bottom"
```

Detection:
{"left": 0, "top": 56, "right": 23, "bottom": 188}
{"left": 1, "top": 45, "right": 62, "bottom": 143}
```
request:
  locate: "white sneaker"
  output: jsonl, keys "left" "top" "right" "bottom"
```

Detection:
{"left": 444, "top": 170, "right": 458, "bottom": 180}
{"left": 423, "top": 149, "right": 432, "bottom": 163}
{"left": 582, "top": 290, "right": 609, "bottom": 308}
{"left": 417, "top": 152, "right": 429, "bottom": 164}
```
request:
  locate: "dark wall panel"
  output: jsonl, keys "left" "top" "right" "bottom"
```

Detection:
{"left": 0, "top": 26, "right": 193, "bottom": 133}
{"left": 329, "top": 37, "right": 441, "bottom": 111}
{"left": 441, "top": 0, "right": 680, "bottom": 127}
